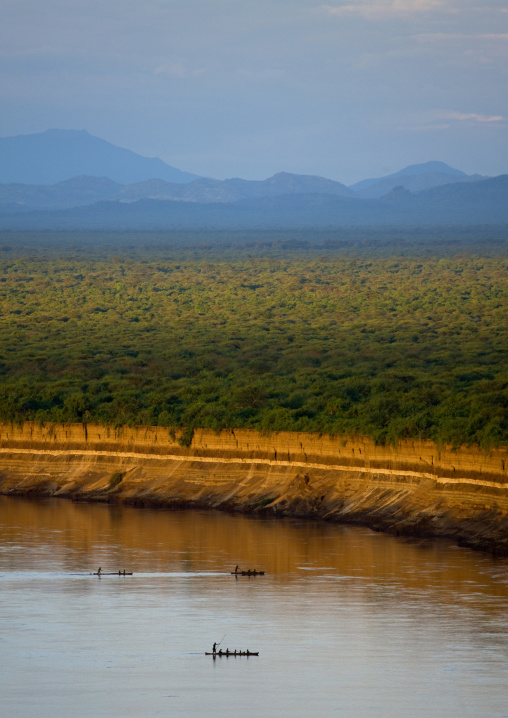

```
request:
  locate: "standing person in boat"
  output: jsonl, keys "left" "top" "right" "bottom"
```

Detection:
{"left": 97, "top": 567, "right": 101, "bottom": 576}
{"left": 212, "top": 642, "right": 217, "bottom": 655}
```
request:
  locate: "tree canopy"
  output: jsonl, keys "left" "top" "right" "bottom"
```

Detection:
{"left": 1, "top": 228, "right": 507, "bottom": 448}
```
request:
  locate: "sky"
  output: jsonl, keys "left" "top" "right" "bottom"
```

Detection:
{"left": 1, "top": 0, "right": 507, "bottom": 183}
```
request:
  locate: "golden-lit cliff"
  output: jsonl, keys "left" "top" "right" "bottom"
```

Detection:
{"left": 1, "top": 422, "right": 507, "bottom": 554}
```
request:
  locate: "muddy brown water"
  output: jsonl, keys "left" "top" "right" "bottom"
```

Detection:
{"left": 1, "top": 495, "right": 508, "bottom": 717}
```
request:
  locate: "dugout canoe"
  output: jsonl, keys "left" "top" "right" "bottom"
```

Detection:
{"left": 205, "top": 651, "right": 259, "bottom": 656}
{"left": 91, "top": 571, "right": 133, "bottom": 575}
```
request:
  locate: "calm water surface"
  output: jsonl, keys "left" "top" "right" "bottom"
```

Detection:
{"left": 1, "top": 496, "right": 508, "bottom": 717}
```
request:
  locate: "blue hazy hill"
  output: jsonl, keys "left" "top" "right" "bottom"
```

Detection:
{"left": 0, "top": 171, "right": 354, "bottom": 211}
{"left": 1, "top": 175, "right": 506, "bottom": 229}
{"left": 350, "top": 161, "right": 486, "bottom": 198}
{"left": 0, "top": 129, "right": 199, "bottom": 185}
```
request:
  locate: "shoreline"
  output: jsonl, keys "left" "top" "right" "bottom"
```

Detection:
{"left": 1, "top": 421, "right": 507, "bottom": 556}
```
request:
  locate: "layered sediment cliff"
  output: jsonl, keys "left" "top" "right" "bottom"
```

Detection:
{"left": 1, "top": 422, "right": 507, "bottom": 554}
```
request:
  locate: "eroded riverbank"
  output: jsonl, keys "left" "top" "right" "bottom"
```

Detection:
{"left": 1, "top": 422, "right": 507, "bottom": 555}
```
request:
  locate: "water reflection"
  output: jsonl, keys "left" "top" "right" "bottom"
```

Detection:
{"left": 1, "top": 495, "right": 508, "bottom": 718}
{"left": 2, "top": 496, "right": 507, "bottom": 595}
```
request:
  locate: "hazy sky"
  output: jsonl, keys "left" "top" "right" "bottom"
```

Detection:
{"left": 1, "top": 0, "right": 507, "bottom": 182}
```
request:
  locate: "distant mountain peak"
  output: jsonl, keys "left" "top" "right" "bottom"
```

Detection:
{"left": 392, "top": 161, "right": 466, "bottom": 178}
{"left": 260, "top": 171, "right": 354, "bottom": 196}
{"left": 0, "top": 129, "right": 200, "bottom": 185}
{"left": 350, "top": 161, "right": 486, "bottom": 198}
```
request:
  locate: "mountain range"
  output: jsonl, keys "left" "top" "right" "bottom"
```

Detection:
{"left": 0, "top": 129, "right": 198, "bottom": 185}
{"left": 350, "top": 161, "right": 486, "bottom": 198}
{"left": 0, "top": 129, "right": 506, "bottom": 228}
{"left": 0, "top": 171, "right": 356, "bottom": 212}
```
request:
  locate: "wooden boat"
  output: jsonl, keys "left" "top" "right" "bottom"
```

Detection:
{"left": 205, "top": 650, "right": 259, "bottom": 656}
{"left": 230, "top": 569, "right": 265, "bottom": 576}
{"left": 91, "top": 572, "right": 133, "bottom": 576}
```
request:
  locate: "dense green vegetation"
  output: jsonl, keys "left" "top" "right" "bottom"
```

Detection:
{"left": 1, "top": 228, "right": 507, "bottom": 448}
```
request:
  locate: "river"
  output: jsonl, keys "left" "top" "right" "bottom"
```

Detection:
{"left": 1, "top": 495, "right": 508, "bottom": 717}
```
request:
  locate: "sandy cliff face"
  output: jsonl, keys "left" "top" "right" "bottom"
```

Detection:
{"left": 1, "top": 422, "right": 507, "bottom": 554}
